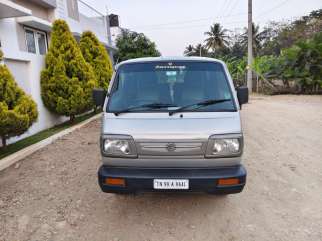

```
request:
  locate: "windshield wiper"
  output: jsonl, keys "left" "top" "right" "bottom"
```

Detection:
{"left": 114, "top": 103, "right": 177, "bottom": 116}
{"left": 169, "top": 98, "right": 232, "bottom": 116}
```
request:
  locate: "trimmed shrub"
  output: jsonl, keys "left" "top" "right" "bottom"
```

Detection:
{"left": 79, "top": 31, "right": 113, "bottom": 90}
{"left": 41, "top": 20, "right": 97, "bottom": 121}
{"left": 0, "top": 49, "right": 38, "bottom": 147}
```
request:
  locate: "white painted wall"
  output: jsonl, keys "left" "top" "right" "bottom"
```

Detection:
{"left": 0, "top": 0, "right": 114, "bottom": 146}
{"left": 79, "top": 14, "right": 107, "bottom": 44}
{"left": 4, "top": 59, "right": 30, "bottom": 93}
{"left": 55, "top": 0, "right": 82, "bottom": 34}
{"left": 56, "top": 0, "right": 112, "bottom": 46}
{"left": 3, "top": 52, "right": 67, "bottom": 145}
{"left": 0, "top": 18, "right": 67, "bottom": 146}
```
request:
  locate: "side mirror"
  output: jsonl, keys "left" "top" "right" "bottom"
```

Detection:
{"left": 236, "top": 86, "right": 249, "bottom": 108}
{"left": 92, "top": 88, "right": 107, "bottom": 107}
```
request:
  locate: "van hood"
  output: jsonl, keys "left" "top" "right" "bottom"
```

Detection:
{"left": 102, "top": 112, "right": 242, "bottom": 140}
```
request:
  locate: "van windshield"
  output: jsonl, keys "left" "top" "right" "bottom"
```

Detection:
{"left": 107, "top": 61, "right": 236, "bottom": 113}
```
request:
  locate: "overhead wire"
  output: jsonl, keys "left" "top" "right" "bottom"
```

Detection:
{"left": 133, "top": 12, "right": 247, "bottom": 30}
{"left": 226, "top": 0, "right": 240, "bottom": 17}
{"left": 217, "top": 0, "right": 230, "bottom": 16}
{"left": 129, "top": 0, "right": 293, "bottom": 32}
{"left": 140, "top": 20, "right": 247, "bottom": 32}
{"left": 256, "top": 0, "right": 291, "bottom": 18}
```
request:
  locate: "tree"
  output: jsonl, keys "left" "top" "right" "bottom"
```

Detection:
{"left": 204, "top": 23, "right": 229, "bottom": 53}
{"left": 79, "top": 31, "right": 113, "bottom": 90}
{"left": 290, "top": 32, "right": 322, "bottom": 92}
{"left": 241, "top": 23, "right": 264, "bottom": 56}
{"left": 259, "top": 9, "right": 322, "bottom": 56}
{"left": 228, "top": 32, "right": 246, "bottom": 59}
{"left": 184, "top": 45, "right": 195, "bottom": 56}
{"left": 222, "top": 57, "right": 247, "bottom": 86}
{"left": 183, "top": 44, "right": 209, "bottom": 57}
{"left": 194, "top": 44, "right": 210, "bottom": 57}
{"left": 250, "top": 31, "right": 322, "bottom": 93}
{"left": 258, "top": 21, "right": 287, "bottom": 56}
{"left": 41, "top": 20, "right": 97, "bottom": 122}
{"left": 115, "top": 29, "right": 161, "bottom": 62}
{"left": 0, "top": 49, "right": 38, "bottom": 147}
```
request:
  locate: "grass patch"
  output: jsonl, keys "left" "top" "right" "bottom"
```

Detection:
{"left": 0, "top": 111, "right": 98, "bottom": 160}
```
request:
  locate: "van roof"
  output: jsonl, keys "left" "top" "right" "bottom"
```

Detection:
{"left": 115, "top": 56, "right": 225, "bottom": 69}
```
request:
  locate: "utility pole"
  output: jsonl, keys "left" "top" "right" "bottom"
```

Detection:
{"left": 247, "top": 0, "right": 253, "bottom": 93}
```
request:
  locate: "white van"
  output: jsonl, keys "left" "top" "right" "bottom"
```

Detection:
{"left": 93, "top": 57, "right": 248, "bottom": 194}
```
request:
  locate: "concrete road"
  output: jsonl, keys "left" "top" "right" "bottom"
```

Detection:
{"left": 1, "top": 95, "right": 322, "bottom": 241}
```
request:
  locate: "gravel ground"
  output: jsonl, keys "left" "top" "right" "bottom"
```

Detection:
{"left": 0, "top": 95, "right": 322, "bottom": 241}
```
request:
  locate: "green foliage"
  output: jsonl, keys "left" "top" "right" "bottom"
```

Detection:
{"left": 0, "top": 49, "right": 3, "bottom": 61}
{"left": 41, "top": 20, "right": 97, "bottom": 120}
{"left": 252, "top": 55, "right": 279, "bottom": 78}
{"left": 115, "top": 29, "right": 161, "bottom": 62}
{"left": 223, "top": 57, "right": 247, "bottom": 86}
{"left": 251, "top": 32, "right": 322, "bottom": 92}
{"left": 240, "top": 23, "right": 264, "bottom": 56}
{"left": 184, "top": 43, "right": 210, "bottom": 57}
{"left": 263, "top": 9, "right": 322, "bottom": 55}
{"left": 183, "top": 8, "right": 322, "bottom": 94}
{"left": 204, "top": 23, "right": 229, "bottom": 52}
{"left": 0, "top": 54, "right": 38, "bottom": 147}
{"left": 287, "top": 32, "right": 322, "bottom": 91}
{"left": 79, "top": 31, "right": 113, "bottom": 90}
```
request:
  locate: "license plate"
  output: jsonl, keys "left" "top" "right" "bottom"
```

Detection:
{"left": 153, "top": 179, "right": 189, "bottom": 190}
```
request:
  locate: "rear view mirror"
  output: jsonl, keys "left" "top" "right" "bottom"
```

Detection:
{"left": 236, "top": 86, "right": 249, "bottom": 108}
{"left": 92, "top": 88, "right": 107, "bottom": 107}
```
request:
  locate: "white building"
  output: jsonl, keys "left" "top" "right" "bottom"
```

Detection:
{"left": 0, "top": 0, "right": 116, "bottom": 144}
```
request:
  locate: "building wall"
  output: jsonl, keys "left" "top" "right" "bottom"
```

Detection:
{"left": 11, "top": 0, "right": 52, "bottom": 21}
{"left": 66, "top": 0, "right": 79, "bottom": 21}
{"left": 79, "top": 14, "right": 106, "bottom": 43}
{"left": 16, "top": 22, "right": 27, "bottom": 51}
{"left": 4, "top": 57, "right": 67, "bottom": 144}
{"left": 56, "top": 0, "right": 81, "bottom": 33}
{"left": 4, "top": 59, "right": 30, "bottom": 93}
{"left": 0, "top": 18, "right": 24, "bottom": 60}
{"left": 0, "top": 18, "right": 66, "bottom": 145}
{"left": 0, "top": 0, "right": 115, "bottom": 145}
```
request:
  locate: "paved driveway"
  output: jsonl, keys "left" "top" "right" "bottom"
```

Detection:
{"left": 1, "top": 95, "right": 322, "bottom": 241}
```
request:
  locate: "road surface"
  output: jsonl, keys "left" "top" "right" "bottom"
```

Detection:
{"left": 1, "top": 95, "right": 322, "bottom": 241}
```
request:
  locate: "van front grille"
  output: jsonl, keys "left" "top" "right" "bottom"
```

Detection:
{"left": 136, "top": 141, "right": 207, "bottom": 156}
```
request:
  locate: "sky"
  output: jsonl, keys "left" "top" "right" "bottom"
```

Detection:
{"left": 83, "top": 0, "right": 322, "bottom": 56}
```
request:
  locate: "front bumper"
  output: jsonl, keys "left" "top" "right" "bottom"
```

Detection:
{"left": 98, "top": 165, "right": 246, "bottom": 194}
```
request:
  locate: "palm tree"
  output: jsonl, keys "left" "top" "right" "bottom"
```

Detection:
{"left": 183, "top": 44, "right": 209, "bottom": 56}
{"left": 241, "top": 23, "right": 264, "bottom": 56}
{"left": 193, "top": 44, "right": 209, "bottom": 57}
{"left": 184, "top": 45, "right": 194, "bottom": 56}
{"left": 204, "top": 23, "right": 229, "bottom": 53}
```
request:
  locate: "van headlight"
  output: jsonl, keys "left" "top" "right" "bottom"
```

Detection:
{"left": 205, "top": 134, "right": 243, "bottom": 158}
{"left": 101, "top": 135, "right": 137, "bottom": 158}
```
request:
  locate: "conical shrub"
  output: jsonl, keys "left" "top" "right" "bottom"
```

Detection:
{"left": 41, "top": 20, "right": 97, "bottom": 121}
{"left": 0, "top": 49, "right": 38, "bottom": 147}
{"left": 80, "top": 31, "right": 113, "bottom": 90}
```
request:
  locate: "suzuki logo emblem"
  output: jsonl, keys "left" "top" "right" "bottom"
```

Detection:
{"left": 166, "top": 143, "right": 176, "bottom": 152}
